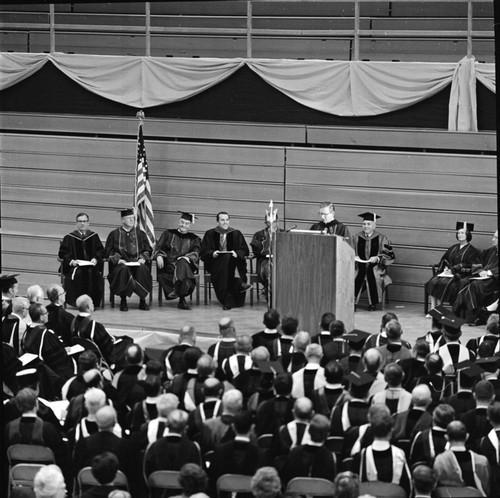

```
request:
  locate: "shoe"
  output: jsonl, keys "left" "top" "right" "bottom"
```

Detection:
{"left": 178, "top": 299, "right": 191, "bottom": 310}
{"left": 167, "top": 291, "right": 178, "bottom": 299}
{"left": 223, "top": 305, "right": 232, "bottom": 310}
{"left": 239, "top": 283, "right": 253, "bottom": 293}
{"left": 368, "top": 304, "right": 376, "bottom": 311}
{"left": 120, "top": 300, "right": 128, "bottom": 312}
{"left": 139, "top": 300, "right": 150, "bottom": 311}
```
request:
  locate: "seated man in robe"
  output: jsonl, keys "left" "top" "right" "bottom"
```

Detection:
{"left": 155, "top": 211, "right": 201, "bottom": 310}
{"left": 453, "top": 230, "right": 499, "bottom": 326}
{"left": 353, "top": 212, "right": 395, "bottom": 311}
{"left": 105, "top": 208, "right": 152, "bottom": 312}
{"left": 58, "top": 212, "right": 105, "bottom": 308}
{"left": 200, "top": 211, "right": 251, "bottom": 310}
{"left": 1, "top": 273, "right": 19, "bottom": 319}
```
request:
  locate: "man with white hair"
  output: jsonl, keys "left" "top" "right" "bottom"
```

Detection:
{"left": 162, "top": 325, "right": 198, "bottom": 380}
{"left": 45, "top": 283, "right": 75, "bottom": 347}
{"left": 27, "top": 284, "right": 44, "bottom": 305}
{"left": 71, "top": 294, "right": 114, "bottom": 364}
{"left": 291, "top": 343, "right": 326, "bottom": 399}
{"left": 33, "top": 464, "right": 67, "bottom": 498}
{"left": 2, "top": 296, "right": 29, "bottom": 355}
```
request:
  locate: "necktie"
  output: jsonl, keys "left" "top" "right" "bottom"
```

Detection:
{"left": 220, "top": 233, "right": 227, "bottom": 251}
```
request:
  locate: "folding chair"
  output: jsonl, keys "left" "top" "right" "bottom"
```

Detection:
{"left": 7, "top": 445, "right": 55, "bottom": 467}
{"left": 325, "top": 435, "right": 344, "bottom": 461}
{"left": 358, "top": 481, "right": 407, "bottom": 498}
{"left": 10, "top": 463, "right": 44, "bottom": 492}
{"left": 147, "top": 470, "right": 182, "bottom": 498}
{"left": 216, "top": 474, "right": 253, "bottom": 497}
{"left": 285, "top": 477, "right": 335, "bottom": 497}
{"left": 433, "top": 486, "right": 484, "bottom": 498}
{"left": 77, "top": 466, "right": 128, "bottom": 493}
{"left": 157, "top": 273, "right": 200, "bottom": 306}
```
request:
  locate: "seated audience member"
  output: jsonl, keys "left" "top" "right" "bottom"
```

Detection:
{"left": 144, "top": 409, "right": 201, "bottom": 477}
{"left": 480, "top": 401, "right": 500, "bottom": 492}
{"left": 2, "top": 296, "right": 30, "bottom": 356}
{"left": 462, "top": 380, "right": 495, "bottom": 452}
{"left": 33, "top": 465, "right": 67, "bottom": 498}
{"left": 1, "top": 272, "right": 19, "bottom": 318}
{"left": 202, "top": 389, "right": 244, "bottom": 452}
{"left": 45, "top": 283, "right": 75, "bottom": 347}
{"left": 58, "top": 212, "right": 105, "bottom": 308}
{"left": 174, "top": 463, "right": 210, "bottom": 498}
{"left": 233, "top": 346, "right": 271, "bottom": 406}
{"left": 27, "top": 284, "right": 45, "bottom": 305}
{"left": 392, "top": 384, "right": 433, "bottom": 441}
{"left": 255, "top": 373, "right": 294, "bottom": 436}
{"left": 371, "top": 363, "right": 412, "bottom": 415}
{"left": 73, "top": 406, "right": 139, "bottom": 494}
{"left": 252, "top": 309, "right": 282, "bottom": 360}
{"left": 208, "top": 317, "right": 237, "bottom": 379}
{"left": 105, "top": 208, "right": 153, "bottom": 312}
{"left": 222, "top": 334, "right": 253, "bottom": 383}
{"left": 250, "top": 467, "right": 281, "bottom": 498}
{"left": 421, "top": 306, "right": 446, "bottom": 350}
{"left": 410, "top": 403, "right": 455, "bottom": 468}
{"left": 311, "top": 311, "right": 336, "bottom": 346}
{"left": 361, "top": 348, "right": 386, "bottom": 398}
{"left": 291, "top": 343, "right": 326, "bottom": 399}
{"left": 416, "top": 353, "right": 445, "bottom": 409}
{"left": 127, "top": 374, "right": 163, "bottom": 432}
{"left": 187, "top": 378, "right": 223, "bottom": 441}
{"left": 62, "top": 350, "right": 100, "bottom": 400}
{"left": 132, "top": 392, "right": 179, "bottom": 450}
{"left": 169, "top": 348, "right": 204, "bottom": 412}
{"left": 71, "top": 294, "right": 115, "bottom": 364}
{"left": 276, "top": 397, "right": 314, "bottom": 457}
{"left": 412, "top": 465, "right": 436, "bottom": 498}
{"left": 332, "top": 471, "right": 359, "bottom": 498}
{"left": 398, "top": 338, "right": 430, "bottom": 392}
{"left": 279, "top": 315, "right": 299, "bottom": 356}
{"left": 320, "top": 320, "right": 349, "bottom": 365}
{"left": 375, "top": 320, "right": 412, "bottom": 371}
{"left": 466, "top": 313, "right": 500, "bottom": 356}
{"left": 282, "top": 413, "right": 336, "bottom": 484}
{"left": 108, "top": 492, "right": 131, "bottom": 498}
{"left": 330, "top": 372, "right": 374, "bottom": 437}
{"left": 364, "top": 312, "right": 404, "bottom": 349}
{"left": 353, "top": 399, "right": 412, "bottom": 496}
{"left": 434, "top": 420, "right": 490, "bottom": 495}
{"left": 453, "top": 230, "right": 498, "bottom": 325}
{"left": 162, "top": 325, "right": 198, "bottom": 380}
{"left": 282, "top": 331, "right": 309, "bottom": 373}
{"left": 210, "top": 411, "right": 266, "bottom": 490}
{"left": 23, "top": 302, "right": 75, "bottom": 383}
{"left": 339, "top": 329, "right": 370, "bottom": 374}
{"left": 312, "top": 360, "right": 344, "bottom": 416}
{"left": 444, "top": 361, "right": 482, "bottom": 417}
{"left": 436, "top": 315, "right": 474, "bottom": 375}
{"left": 81, "top": 452, "right": 121, "bottom": 498}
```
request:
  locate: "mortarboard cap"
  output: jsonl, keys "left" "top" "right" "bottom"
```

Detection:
{"left": 428, "top": 305, "right": 451, "bottom": 321}
{"left": 454, "top": 360, "right": 483, "bottom": 378}
{"left": 440, "top": 314, "right": 465, "bottom": 334}
{"left": 456, "top": 221, "right": 474, "bottom": 232}
{"left": 178, "top": 211, "right": 197, "bottom": 224}
{"left": 358, "top": 212, "right": 381, "bottom": 222}
{"left": 120, "top": 208, "right": 135, "bottom": 217}
{"left": 255, "top": 360, "right": 285, "bottom": 375}
{"left": 15, "top": 367, "right": 39, "bottom": 387}
{"left": 344, "top": 371, "right": 374, "bottom": 388}
{"left": 476, "top": 357, "right": 500, "bottom": 372}
{"left": 0, "top": 273, "right": 19, "bottom": 287}
{"left": 343, "top": 330, "right": 370, "bottom": 349}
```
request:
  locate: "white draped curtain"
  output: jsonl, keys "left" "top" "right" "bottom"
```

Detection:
{"left": 0, "top": 52, "right": 495, "bottom": 131}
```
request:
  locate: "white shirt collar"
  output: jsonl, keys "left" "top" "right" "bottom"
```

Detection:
{"left": 264, "top": 328, "right": 278, "bottom": 334}
{"left": 372, "top": 440, "right": 391, "bottom": 451}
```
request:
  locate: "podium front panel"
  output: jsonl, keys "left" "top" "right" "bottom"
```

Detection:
{"left": 272, "top": 231, "right": 354, "bottom": 333}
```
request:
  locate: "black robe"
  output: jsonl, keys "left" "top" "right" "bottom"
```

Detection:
{"left": 154, "top": 229, "right": 201, "bottom": 298}
{"left": 200, "top": 227, "right": 249, "bottom": 307}
{"left": 105, "top": 226, "right": 152, "bottom": 298}
{"left": 58, "top": 230, "right": 105, "bottom": 307}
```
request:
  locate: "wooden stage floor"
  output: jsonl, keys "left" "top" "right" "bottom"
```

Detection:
{"left": 88, "top": 294, "right": 487, "bottom": 355}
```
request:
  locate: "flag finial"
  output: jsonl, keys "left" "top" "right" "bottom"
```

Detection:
{"left": 136, "top": 110, "right": 145, "bottom": 124}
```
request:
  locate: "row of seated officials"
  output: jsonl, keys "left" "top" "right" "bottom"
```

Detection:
{"left": 3, "top": 299, "right": 500, "bottom": 498}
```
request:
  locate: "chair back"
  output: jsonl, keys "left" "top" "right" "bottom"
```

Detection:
{"left": 325, "top": 435, "right": 344, "bottom": 457}
{"left": 217, "top": 474, "right": 253, "bottom": 495}
{"left": 147, "top": 470, "right": 182, "bottom": 493}
{"left": 77, "top": 467, "right": 128, "bottom": 491}
{"left": 359, "top": 481, "right": 407, "bottom": 498}
{"left": 10, "top": 463, "right": 44, "bottom": 488}
{"left": 256, "top": 434, "right": 273, "bottom": 450}
{"left": 433, "top": 486, "right": 484, "bottom": 498}
{"left": 286, "top": 477, "right": 335, "bottom": 497}
{"left": 7, "top": 445, "right": 55, "bottom": 467}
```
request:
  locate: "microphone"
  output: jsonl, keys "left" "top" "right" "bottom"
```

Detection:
{"left": 286, "top": 224, "right": 298, "bottom": 233}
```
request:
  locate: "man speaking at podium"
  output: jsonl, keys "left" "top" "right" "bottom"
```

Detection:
{"left": 310, "top": 201, "right": 351, "bottom": 242}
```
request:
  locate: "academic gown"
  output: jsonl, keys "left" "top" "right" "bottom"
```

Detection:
{"left": 105, "top": 226, "right": 152, "bottom": 298}
{"left": 250, "top": 227, "right": 283, "bottom": 294}
{"left": 201, "top": 226, "right": 249, "bottom": 307}
{"left": 353, "top": 230, "right": 395, "bottom": 306}
{"left": 154, "top": 229, "right": 201, "bottom": 298}
{"left": 425, "top": 242, "right": 480, "bottom": 304}
{"left": 58, "top": 229, "right": 105, "bottom": 307}
{"left": 310, "top": 219, "right": 351, "bottom": 240}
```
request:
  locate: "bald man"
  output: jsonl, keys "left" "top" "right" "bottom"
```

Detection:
{"left": 208, "top": 317, "right": 237, "bottom": 380}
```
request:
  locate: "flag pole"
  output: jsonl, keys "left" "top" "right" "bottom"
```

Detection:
{"left": 266, "top": 200, "right": 277, "bottom": 309}
{"left": 134, "top": 110, "right": 145, "bottom": 220}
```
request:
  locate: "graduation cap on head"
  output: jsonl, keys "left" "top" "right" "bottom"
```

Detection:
{"left": 456, "top": 221, "right": 474, "bottom": 232}
{"left": 343, "top": 330, "right": 370, "bottom": 350}
{"left": 344, "top": 371, "right": 374, "bottom": 387}
{"left": 255, "top": 360, "right": 285, "bottom": 375}
{"left": 358, "top": 212, "right": 381, "bottom": 222}
{"left": 428, "top": 305, "right": 452, "bottom": 321}
{"left": 15, "top": 367, "right": 39, "bottom": 388}
{"left": 120, "top": 208, "right": 135, "bottom": 217}
{"left": 0, "top": 273, "right": 20, "bottom": 287}
{"left": 476, "top": 356, "right": 500, "bottom": 372}
{"left": 178, "top": 211, "right": 197, "bottom": 224}
{"left": 454, "top": 360, "right": 483, "bottom": 387}
{"left": 440, "top": 314, "right": 465, "bottom": 335}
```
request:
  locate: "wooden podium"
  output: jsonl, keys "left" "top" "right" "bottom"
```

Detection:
{"left": 272, "top": 231, "right": 354, "bottom": 334}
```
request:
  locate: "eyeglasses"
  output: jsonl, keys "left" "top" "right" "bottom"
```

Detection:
{"left": 57, "top": 292, "right": 66, "bottom": 297}
{"left": 77, "top": 219, "right": 89, "bottom": 223}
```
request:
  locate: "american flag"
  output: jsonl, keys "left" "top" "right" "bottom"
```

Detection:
{"left": 135, "top": 122, "right": 155, "bottom": 249}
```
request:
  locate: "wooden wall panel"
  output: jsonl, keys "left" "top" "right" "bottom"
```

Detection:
{"left": 1, "top": 118, "right": 496, "bottom": 307}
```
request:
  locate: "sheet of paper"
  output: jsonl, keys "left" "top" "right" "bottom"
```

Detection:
{"left": 437, "top": 272, "right": 454, "bottom": 278}
{"left": 76, "top": 260, "right": 93, "bottom": 266}
{"left": 124, "top": 262, "right": 141, "bottom": 266}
